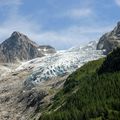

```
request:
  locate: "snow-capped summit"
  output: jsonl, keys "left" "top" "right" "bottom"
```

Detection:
{"left": 68, "top": 41, "right": 97, "bottom": 52}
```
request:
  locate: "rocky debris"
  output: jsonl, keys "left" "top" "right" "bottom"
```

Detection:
{"left": 0, "top": 40, "right": 104, "bottom": 120}
{"left": 97, "top": 22, "right": 120, "bottom": 54}
{"left": 0, "top": 62, "right": 67, "bottom": 120}
{"left": 17, "top": 89, "right": 48, "bottom": 113}
{"left": 0, "top": 31, "right": 44, "bottom": 63}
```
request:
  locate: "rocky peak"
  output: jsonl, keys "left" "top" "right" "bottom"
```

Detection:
{"left": 11, "top": 31, "right": 21, "bottom": 37}
{"left": 7, "top": 31, "right": 38, "bottom": 47}
{"left": 0, "top": 31, "right": 43, "bottom": 63}
{"left": 10, "top": 31, "right": 27, "bottom": 42}
{"left": 115, "top": 22, "right": 120, "bottom": 35}
{"left": 117, "top": 21, "right": 120, "bottom": 28}
{"left": 97, "top": 22, "right": 120, "bottom": 54}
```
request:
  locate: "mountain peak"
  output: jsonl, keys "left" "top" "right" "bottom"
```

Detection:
{"left": 9, "top": 31, "right": 38, "bottom": 47}
{"left": 117, "top": 21, "right": 120, "bottom": 27}
{"left": 115, "top": 22, "right": 120, "bottom": 34}
{"left": 97, "top": 21, "right": 120, "bottom": 54}
{"left": 0, "top": 32, "right": 43, "bottom": 63}
{"left": 11, "top": 31, "right": 21, "bottom": 37}
{"left": 12, "top": 31, "right": 21, "bottom": 36}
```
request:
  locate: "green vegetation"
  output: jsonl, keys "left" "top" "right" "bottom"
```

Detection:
{"left": 39, "top": 48, "right": 120, "bottom": 120}
{"left": 98, "top": 48, "right": 120, "bottom": 74}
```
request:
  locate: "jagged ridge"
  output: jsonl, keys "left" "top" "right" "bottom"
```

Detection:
{"left": 97, "top": 22, "right": 120, "bottom": 54}
{"left": 0, "top": 31, "right": 43, "bottom": 63}
{"left": 0, "top": 31, "right": 56, "bottom": 63}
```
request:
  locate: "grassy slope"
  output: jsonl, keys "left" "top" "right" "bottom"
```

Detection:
{"left": 39, "top": 49, "right": 120, "bottom": 120}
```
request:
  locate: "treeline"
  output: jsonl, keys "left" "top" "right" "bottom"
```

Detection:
{"left": 98, "top": 48, "right": 120, "bottom": 74}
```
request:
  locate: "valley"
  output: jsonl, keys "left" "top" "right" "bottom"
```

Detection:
{"left": 0, "top": 22, "right": 120, "bottom": 120}
{"left": 0, "top": 38, "right": 104, "bottom": 120}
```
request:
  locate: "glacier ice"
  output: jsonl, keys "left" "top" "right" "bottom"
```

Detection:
{"left": 16, "top": 41, "right": 105, "bottom": 86}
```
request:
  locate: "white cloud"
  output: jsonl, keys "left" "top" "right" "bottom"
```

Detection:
{"left": 0, "top": 0, "right": 41, "bottom": 42}
{"left": 69, "top": 8, "right": 92, "bottom": 18}
{"left": 0, "top": 18, "right": 113, "bottom": 50}
{"left": 0, "top": 0, "right": 114, "bottom": 50}
{"left": 27, "top": 25, "right": 113, "bottom": 50}
{"left": 0, "top": 4, "right": 114, "bottom": 50}
{"left": 60, "top": 8, "right": 93, "bottom": 19}
{"left": 115, "top": 0, "right": 120, "bottom": 6}
{"left": 0, "top": 16, "right": 41, "bottom": 40}
{"left": 0, "top": 0, "right": 22, "bottom": 6}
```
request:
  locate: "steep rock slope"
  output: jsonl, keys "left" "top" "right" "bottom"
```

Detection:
{"left": 97, "top": 22, "right": 120, "bottom": 54}
{"left": 0, "top": 31, "right": 43, "bottom": 63}
{"left": 98, "top": 47, "right": 120, "bottom": 74}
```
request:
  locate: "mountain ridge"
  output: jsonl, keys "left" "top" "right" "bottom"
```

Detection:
{"left": 97, "top": 22, "right": 120, "bottom": 54}
{"left": 0, "top": 31, "right": 56, "bottom": 63}
{"left": 0, "top": 22, "right": 120, "bottom": 120}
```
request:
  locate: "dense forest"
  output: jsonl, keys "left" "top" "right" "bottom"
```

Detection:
{"left": 38, "top": 48, "right": 120, "bottom": 120}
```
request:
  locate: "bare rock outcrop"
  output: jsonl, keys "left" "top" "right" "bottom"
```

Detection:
{"left": 97, "top": 22, "right": 120, "bottom": 54}
{"left": 0, "top": 31, "right": 43, "bottom": 63}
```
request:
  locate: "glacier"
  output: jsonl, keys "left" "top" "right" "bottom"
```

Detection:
{"left": 15, "top": 41, "right": 105, "bottom": 86}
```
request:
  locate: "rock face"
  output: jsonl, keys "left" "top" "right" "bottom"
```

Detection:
{"left": 97, "top": 22, "right": 120, "bottom": 54}
{"left": 0, "top": 31, "right": 43, "bottom": 63}
{"left": 17, "top": 89, "right": 48, "bottom": 112}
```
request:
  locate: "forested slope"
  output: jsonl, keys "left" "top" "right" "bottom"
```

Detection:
{"left": 39, "top": 48, "right": 120, "bottom": 120}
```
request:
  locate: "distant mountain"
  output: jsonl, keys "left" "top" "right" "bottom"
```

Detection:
{"left": 97, "top": 22, "right": 120, "bottom": 54}
{"left": 0, "top": 31, "right": 56, "bottom": 63}
{"left": 68, "top": 41, "right": 97, "bottom": 52}
{"left": 38, "top": 45, "right": 56, "bottom": 54}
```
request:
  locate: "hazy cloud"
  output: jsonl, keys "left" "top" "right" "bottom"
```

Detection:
{"left": 69, "top": 8, "right": 92, "bottom": 18}
{"left": 28, "top": 25, "right": 113, "bottom": 49}
{"left": 0, "top": 0, "right": 22, "bottom": 6}
{"left": 115, "top": 0, "right": 120, "bottom": 6}
{"left": 60, "top": 8, "right": 93, "bottom": 19}
{"left": 0, "top": 0, "right": 115, "bottom": 49}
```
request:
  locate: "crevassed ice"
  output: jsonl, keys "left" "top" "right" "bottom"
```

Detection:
{"left": 18, "top": 41, "right": 105, "bottom": 85}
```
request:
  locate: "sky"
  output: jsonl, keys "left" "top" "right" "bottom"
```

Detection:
{"left": 0, "top": 0, "right": 120, "bottom": 50}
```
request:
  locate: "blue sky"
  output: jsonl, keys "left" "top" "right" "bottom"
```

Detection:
{"left": 0, "top": 0, "right": 120, "bottom": 49}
